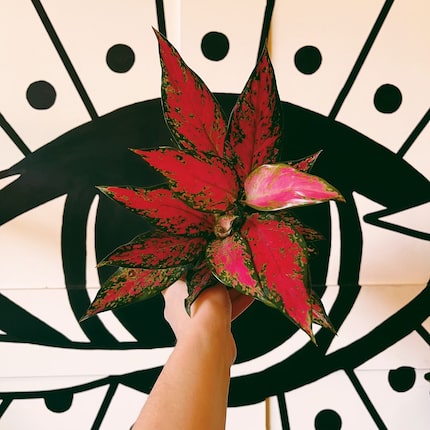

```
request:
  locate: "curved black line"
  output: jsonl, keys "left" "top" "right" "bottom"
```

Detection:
{"left": 0, "top": 113, "right": 31, "bottom": 156}
{"left": 346, "top": 368, "right": 388, "bottom": 430}
{"left": 62, "top": 190, "right": 118, "bottom": 345}
{"left": 258, "top": 0, "right": 276, "bottom": 57}
{"left": 155, "top": 0, "right": 167, "bottom": 37}
{"left": 329, "top": 0, "right": 394, "bottom": 119}
{"left": 31, "top": 0, "right": 98, "bottom": 120}
{"left": 398, "top": 108, "right": 430, "bottom": 158}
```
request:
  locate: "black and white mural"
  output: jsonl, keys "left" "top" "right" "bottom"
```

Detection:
{"left": 0, "top": 1, "right": 429, "bottom": 429}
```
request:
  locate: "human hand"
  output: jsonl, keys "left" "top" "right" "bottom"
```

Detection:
{"left": 162, "top": 281, "right": 253, "bottom": 355}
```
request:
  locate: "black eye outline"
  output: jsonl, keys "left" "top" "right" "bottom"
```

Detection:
{"left": 0, "top": 1, "right": 429, "bottom": 428}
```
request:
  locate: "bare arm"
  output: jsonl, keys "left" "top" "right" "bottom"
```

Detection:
{"left": 132, "top": 281, "right": 252, "bottom": 430}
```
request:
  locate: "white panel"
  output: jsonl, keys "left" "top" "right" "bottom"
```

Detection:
{"left": 285, "top": 370, "right": 379, "bottom": 429}
{"left": 0, "top": 0, "right": 90, "bottom": 150}
{"left": 226, "top": 402, "right": 266, "bottom": 430}
{"left": 0, "top": 129, "right": 23, "bottom": 171}
{"left": 40, "top": 0, "right": 161, "bottom": 115}
{"left": 403, "top": 121, "right": 430, "bottom": 181}
{"left": 356, "top": 350, "right": 430, "bottom": 429}
{"left": 100, "top": 385, "right": 148, "bottom": 430}
{"left": 1, "top": 289, "right": 89, "bottom": 342}
{"left": 327, "top": 285, "right": 427, "bottom": 357}
{"left": 0, "top": 342, "right": 170, "bottom": 379}
{"left": 178, "top": 0, "right": 267, "bottom": 93}
{"left": 336, "top": 0, "right": 430, "bottom": 152}
{"left": 270, "top": 0, "right": 385, "bottom": 113}
{"left": 1, "top": 385, "right": 107, "bottom": 430}
{"left": 0, "top": 196, "right": 66, "bottom": 289}
{"left": 354, "top": 193, "right": 430, "bottom": 285}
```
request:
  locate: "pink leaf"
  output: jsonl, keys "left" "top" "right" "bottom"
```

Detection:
{"left": 98, "top": 185, "right": 214, "bottom": 236}
{"left": 99, "top": 231, "right": 206, "bottom": 269}
{"left": 206, "top": 233, "right": 266, "bottom": 301}
{"left": 226, "top": 47, "right": 282, "bottom": 182}
{"left": 134, "top": 147, "right": 239, "bottom": 212}
{"left": 154, "top": 29, "right": 226, "bottom": 156}
{"left": 244, "top": 163, "right": 345, "bottom": 211}
{"left": 81, "top": 266, "right": 186, "bottom": 320}
{"left": 240, "top": 212, "right": 315, "bottom": 340}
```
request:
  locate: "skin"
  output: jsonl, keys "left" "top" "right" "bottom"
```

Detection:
{"left": 132, "top": 280, "right": 253, "bottom": 430}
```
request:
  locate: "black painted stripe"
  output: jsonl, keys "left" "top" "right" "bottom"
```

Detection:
{"left": 0, "top": 113, "right": 31, "bottom": 156}
{"left": 346, "top": 369, "right": 388, "bottom": 430}
{"left": 258, "top": 0, "right": 276, "bottom": 57}
{"left": 155, "top": 0, "right": 167, "bottom": 37}
{"left": 329, "top": 0, "right": 394, "bottom": 119}
{"left": 31, "top": 0, "right": 98, "bottom": 120}
{"left": 398, "top": 108, "right": 430, "bottom": 158}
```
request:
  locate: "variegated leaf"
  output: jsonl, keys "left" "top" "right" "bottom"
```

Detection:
{"left": 311, "top": 291, "right": 336, "bottom": 332}
{"left": 185, "top": 259, "right": 218, "bottom": 314}
{"left": 226, "top": 47, "right": 282, "bottom": 183}
{"left": 244, "top": 163, "right": 345, "bottom": 211}
{"left": 278, "top": 212, "right": 325, "bottom": 242}
{"left": 98, "top": 185, "right": 214, "bottom": 237}
{"left": 206, "top": 233, "right": 266, "bottom": 301}
{"left": 154, "top": 29, "right": 226, "bottom": 156}
{"left": 135, "top": 147, "right": 239, "bottom": 212}
{"left": 98, "top": 231, "right": 206, "bottom": 269}
{"left": 240, "top": 212, "right": 315, "bottom": 340}
{"left": 288, "top": 150, "right": 322, "bottom": 172}
{"left": 81, "top": 266, "right": 186, "bottom": 320}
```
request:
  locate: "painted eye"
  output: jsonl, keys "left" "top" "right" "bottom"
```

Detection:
{"left": 0, "top": 2, "right": 429, "bottom": 429}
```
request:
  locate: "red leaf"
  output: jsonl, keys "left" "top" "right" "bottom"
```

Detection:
{"left": 134, "top": 147, "right": 239, "bottom": 212}
{"left": 288, "top": 151, "right": 322, "bottom": 172}
{"left": 311, "top": 291, "right": 336, "bottom": 332}
{"left": 244, "top": 163, "right": 345, "bottom": 211}
{"left": 98, "top": 185, "right": 214, "bottom": 236}
{"left": 81, "top": 266, "right": 186, "bottom": 320}
{"left": 206, "top": 233, "right": 266, "bottom": 301}
{"left": 185, "top": 259, "right": 218, "bottom": 314}
{"left": 240, "top": 212, "right": 315, "bottom": 340}
{"left": 154, "top": 29, "right": 226, "bottom": 156}
{"left": 99, "top": 231, "right": 206, "bottom": 269}
{"left": 226, "top": 47, "right": 282, "bottom": 182}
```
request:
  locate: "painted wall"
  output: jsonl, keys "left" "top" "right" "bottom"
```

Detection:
{"left": 0, "top": 1, "right": 429, "bottom": 429}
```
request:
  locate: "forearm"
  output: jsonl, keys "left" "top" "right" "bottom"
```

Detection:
{"left": 133, "top": 324, "right": 235, "bottom": 430}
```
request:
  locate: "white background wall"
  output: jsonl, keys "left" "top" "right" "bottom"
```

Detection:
{"left": 0, "top": 1, "right": 429, "bottom": 429}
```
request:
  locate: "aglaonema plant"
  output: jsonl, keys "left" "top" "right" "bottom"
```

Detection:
{"left": 81, "top": 29, "right": 344, "bottom": 342}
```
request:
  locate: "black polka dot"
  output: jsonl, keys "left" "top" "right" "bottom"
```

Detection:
{"left": 294, "top": 46, "right": 322, "bottom": 75}
{"left": 44, "top": 391, "right": 73, "bottom": 413}
{"left": 315, "top": 409, "right": 342, "bottom": 430}
{"left": 106, "top": 44, "right": 135, "bottom": 73}
{"left": 201, "top": 32, "right": 229, "bottom": 61}
{"left": 374, "top": 84, "right": 402, "bottom": 113}
{"left": 26, "top": 80, "right": 56, "bottom": 109}
{"left": 388, "top": 366, "right": 416, "bottom": 392}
